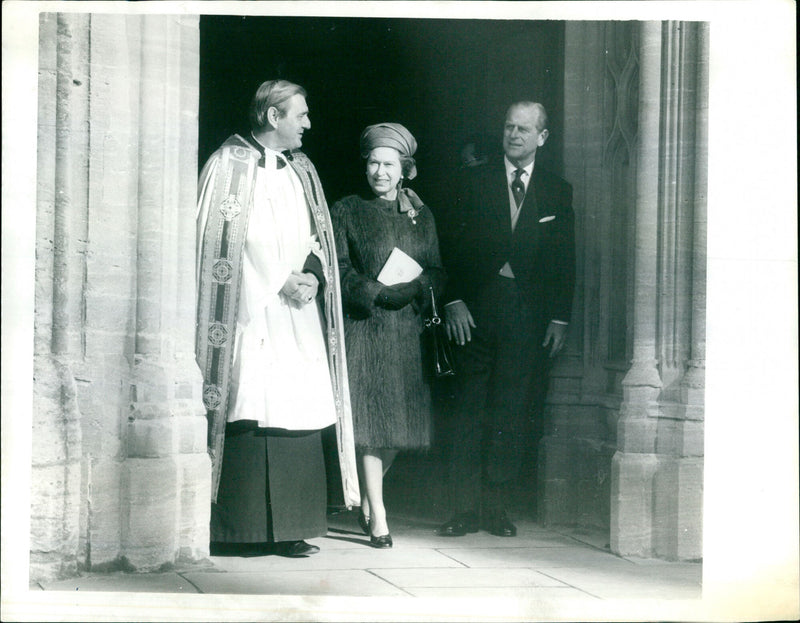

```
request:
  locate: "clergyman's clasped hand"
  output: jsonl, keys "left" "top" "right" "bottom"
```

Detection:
{"left": 280, "top": 270, "right": 319, "bottom": 306}
{"left": 374, "top": 280, "right": 422, "bottom": 311}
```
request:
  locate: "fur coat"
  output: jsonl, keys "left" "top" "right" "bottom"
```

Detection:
{"left": 330, "top": 193, "right": 445, "bottom": 450}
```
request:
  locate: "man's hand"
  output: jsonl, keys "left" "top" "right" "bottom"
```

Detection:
{"left": 281, "top": 271, "right": 319, "bottom": 306}
{"left": 542, "top": 321, "right": 568, "bottom": 358}
{"left": 444, "top": 300, "right": 476, "bottom": 345}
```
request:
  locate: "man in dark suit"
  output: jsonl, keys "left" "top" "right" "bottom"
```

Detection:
{"left": 437, "top": 101, "right": 575, "bottom": 537}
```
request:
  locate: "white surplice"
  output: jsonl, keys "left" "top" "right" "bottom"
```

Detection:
{"left": 226, "top": 149, "right": 337, "bottom": 431}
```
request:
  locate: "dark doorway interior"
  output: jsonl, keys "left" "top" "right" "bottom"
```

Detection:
{"left": 199, "top": 15, "right": 566, "bottom": 522}
{"left": 200, "top": 15, "right": 565, "bottom": 211}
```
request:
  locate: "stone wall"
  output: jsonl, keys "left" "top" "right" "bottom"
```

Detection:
{"left": 541, "top": 21, "right": 707, "bottom": 561}
{"left": 31, "top": 13, "right": 209, "bottom": 583}
{"left": 539, "top": 20, "right": 641, "bottom": 534}
{"left": 611, "top": 20, "right": 707, "bottom": 562}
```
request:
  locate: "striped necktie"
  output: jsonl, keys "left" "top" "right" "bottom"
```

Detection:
{"left": 511, "top": 168, "right": 526, "bottom": 207}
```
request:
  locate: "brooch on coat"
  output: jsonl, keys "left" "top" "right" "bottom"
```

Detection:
{"left": 398, "top": 188, "right": 422, "bottom": 225}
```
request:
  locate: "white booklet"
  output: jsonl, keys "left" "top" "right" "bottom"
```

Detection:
{"left": 376, "top": 247, "right": 423, "bottom": 285}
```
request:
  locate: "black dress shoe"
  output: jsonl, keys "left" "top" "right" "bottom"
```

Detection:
{"left": 273, "top": 540, "right": 320, "bottom": 557}
{"left": 482, "top": 512, "right": 517, "bottom": 537}
{"left": 369, "top": 534, "right": 393, "bottom": 549}
{"left": 437, "top": 512, "right": 480, "bottom": 537}
{"left": 357, "top": 510, "right": 370, "bottom": 536}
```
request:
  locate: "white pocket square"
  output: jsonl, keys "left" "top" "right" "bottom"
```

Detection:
{"left": 538, "top": 215, "right": 556, "bottom": 223}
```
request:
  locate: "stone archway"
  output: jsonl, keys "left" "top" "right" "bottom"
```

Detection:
{"left": 29, "top": 13, "right": 706, "bottom": 583}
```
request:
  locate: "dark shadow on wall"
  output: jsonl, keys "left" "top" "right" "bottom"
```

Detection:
{"left": 200, "top": 15, "right": 565, "bottom": 213}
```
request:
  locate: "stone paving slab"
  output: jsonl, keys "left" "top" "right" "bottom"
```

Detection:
{"left": 427, "top": 530, "right": 576, "bottom": 546}
{"left": 182, "top": 569, "right": 409, "bottom": 596}
{"left": 405, "top": 586, "right": 600, "bottom": 600}
{"left": 314, "top": 531, "right": 376, "bottom": 550}
{"left": 318, "top": 529, "right": 568, "bottom": 552}
{"left": 331, "top": 514, "right": 560, "bottom": 539}
{"left": 624, "top": 556, "right": 703, "bottom": 567}
{"left": 551, "top": 528, "right": 611, "bottom": 552}
{"left": 375, "top": 515, "right": 556, "bottom": 533}
{"left": 41, "top": 571, "right": 200, "bottom": 593}
{"left": 423, "top": 531, "right": 579, "bottom": 549}
{"left": 540, "top": 564, "right": 702, "bottom": 600}
{"left": 439, "top": 545, "right": 637, "bottom": 570}
{"left": 325, "top": 525, "right": 579, "bottom": 551}
{"left": 35, "top": 516, "right": 702, "bottom": 604}
{"left": 209, "top": 545, "right": 463, "bottom": 573}
{"left": 371, "top": 566, "right": 571, "bottom": 589}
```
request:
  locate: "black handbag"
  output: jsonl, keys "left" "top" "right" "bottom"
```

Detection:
{"left": 423, "top": 286, "right": 455, "bottom": 378}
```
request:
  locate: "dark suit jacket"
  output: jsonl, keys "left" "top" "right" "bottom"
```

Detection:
{"left": 439, "top": 159, "right": 576, "bottom": 325}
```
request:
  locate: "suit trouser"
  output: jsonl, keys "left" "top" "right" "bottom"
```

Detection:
{"left": 445, "top": 275, "right": 549, "bottom": 515}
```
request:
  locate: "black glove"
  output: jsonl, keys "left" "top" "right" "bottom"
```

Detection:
{"left": 375, "top": 280, "right": 422, "bottom": 310}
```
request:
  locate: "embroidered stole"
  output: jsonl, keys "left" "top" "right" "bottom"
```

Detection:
{"left": 196, "top": 135, "right": 359, "bottom": 506}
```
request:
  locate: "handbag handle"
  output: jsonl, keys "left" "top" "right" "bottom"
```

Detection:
{"left": 426, "top": 286, "right": 441, "bottom": 326}
{"left": 424, "top": 285, "right": 456, "bottom": 377}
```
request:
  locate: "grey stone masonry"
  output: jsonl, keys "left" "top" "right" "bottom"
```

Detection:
{"left": 611, "top": 22, "right": 707, "bottom": 561}
{"left": 32, "top": 13, "right": 209, "bottom": 584}
{"left": 545, "top": 21, "right": 706, "bottom": 561}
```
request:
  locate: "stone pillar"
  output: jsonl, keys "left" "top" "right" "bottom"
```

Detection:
{"left": 31, "top": 12, "right": 88, "bottom": 582}
{"left": 653, "top": 21, "right": 706, "bottom": 561}
{"left": 610, "top": 23, "right": 663, "bottom": 557}
{"left": 31, "top": 13, "right": 208, "bottom": 583}
{"left": 611, "top": 21, "right": 706, "bottom": 560}
{"left": 680, "top": 22, "right": 708, "bottom": 422}
{"left": 121, "top": 13, "right": 210, "bottom": 569}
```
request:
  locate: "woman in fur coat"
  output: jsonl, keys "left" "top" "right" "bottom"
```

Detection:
{"left": 330, "top": 123, "right": 445, "bottom": 548}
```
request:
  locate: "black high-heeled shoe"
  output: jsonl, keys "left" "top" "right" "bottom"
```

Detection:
{"left": 357, "top": 510, "right": 370, "bottom": 535}
{"left": 369, "top": 533, "right": 393, "bottom": 549}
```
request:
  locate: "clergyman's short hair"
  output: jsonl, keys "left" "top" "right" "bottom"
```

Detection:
{"left": 249, "top": 80, "right": 307, "bottom": 131}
